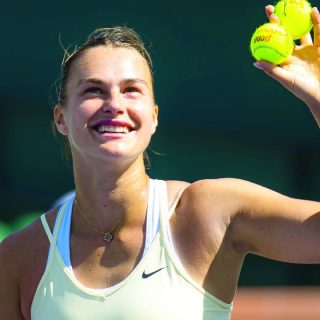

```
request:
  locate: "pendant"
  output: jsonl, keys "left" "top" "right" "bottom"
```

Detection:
{"left": 103, "top": 233, "right": 113, "bottom": 243}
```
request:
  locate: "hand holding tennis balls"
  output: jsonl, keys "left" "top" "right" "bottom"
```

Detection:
{"left": 250, "top": 23, "right": 294, "bottom": 65}
{"left": 250, "top": 5, "right": 320, "bottom": 126}
{"left": 275, "top": 0, "right": 313, "bottom": 40}
{"left": 251, "top": 0, "right": 313, "bottom": 65}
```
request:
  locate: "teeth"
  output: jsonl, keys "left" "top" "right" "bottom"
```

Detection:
{"left": 96, "top": 125, "right": 130, "bottom": 134}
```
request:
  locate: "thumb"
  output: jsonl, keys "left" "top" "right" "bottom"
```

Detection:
{"left": 253, "top": 61, "right": 294, "bottom": 90}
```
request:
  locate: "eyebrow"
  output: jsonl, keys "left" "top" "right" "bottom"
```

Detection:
{"left": 122, "top": 78, "right": 148, "bottom": 87}
{"left": 77, "top": 78, "right": 148, "bottom": 87}
{"left": 77, "top": 78, "right": 104, "bottom": 87}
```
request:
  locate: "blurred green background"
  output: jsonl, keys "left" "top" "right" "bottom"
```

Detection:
{"left": 1, "top": 0, "right": 320, "bottom": 286}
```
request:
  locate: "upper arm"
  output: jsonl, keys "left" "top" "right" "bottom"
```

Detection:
{"left": 0, "top": 235, "right": 25, "bottom": 319}
{"left": 222, "top": 178, "right": 320, "bottom": 263}
{"left": 185, "top": 178, "right": 320, "bottom": 263}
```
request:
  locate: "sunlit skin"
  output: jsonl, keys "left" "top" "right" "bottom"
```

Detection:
{"left": 262, "top": 5, "right": 320, "bottom": 124}
{"left": 0, "top": 5, "right": 320, "bottom": 320}
{"left": 55, "top": 46, "right": 158, "bottom": 169}
{"left": 54, "top": 46, "right": 159, "bottom": 244}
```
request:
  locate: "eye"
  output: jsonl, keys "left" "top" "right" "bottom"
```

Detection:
{"left": 124, "top": 86, "right": 139, "bottom": 93}
{"left": 82, "top": 86, "right": 105, "bottom": 96}
{"left": 123, "top": 86, "right": 143, "bottom": 98}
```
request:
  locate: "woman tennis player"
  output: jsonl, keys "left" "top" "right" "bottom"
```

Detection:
{"left": 1, "top": 5, "right": 320, "bottom": 320}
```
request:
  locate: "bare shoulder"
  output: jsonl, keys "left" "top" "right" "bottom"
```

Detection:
{"left": 166, "top": 179, "right": 190, "bottom": 206}
{"left": 178, "top": 177, "right": 283, "bottom": 211}
{"left": 167, "top": 178, "right": 249, "bottom": 300}
{"left": 0, "top": 207, "right": 58, "bottom": 318}
{"left": 0, "top": 218, "right": 45, "bottom": 275}
{"left": 184, "top": 177, "right": 256, "bottom": 195}
{"left": 178, "top": 178, "right": 249, "bottom": 213}
{"left": 166, "top": 178, "right": 247, "bottom": 242}
{"left": 182, "top": 177, "right": 309, "bottom": 216}
{"left": 171, "top": 177, "right": 272, "bottom": 233}
{"left": 0, "top": 207, "right": 58, "bottom": 268}
{"left": 176, "top": 178, "right": 320, "bottom": 258}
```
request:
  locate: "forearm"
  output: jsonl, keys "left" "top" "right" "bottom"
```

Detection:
{"left": 307, "top": 100, "right": 320, "bottom": 127}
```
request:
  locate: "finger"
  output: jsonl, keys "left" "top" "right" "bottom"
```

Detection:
{"left": 269, "top": 14, "right": 280, "bottom": 24}
{"left": 312, "top": 7, "right": 320, "bottom": 47}
{"left": 300, "top": 33, "right": 313, "bottom": 46}
{"left": 253, "top": 61, "right": 293, "bottom": 90}
{"left": 280, "top": 55, "right": 295, "bottom": 66}
{"left": 265, "top": 5, "right": 274, "bottom": 18}
{"left": 265, "top": 5, "right": 281, "bottom": 24}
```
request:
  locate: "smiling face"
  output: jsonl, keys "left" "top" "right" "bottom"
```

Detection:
{"left": 54, "top": 45, "right": 158, "bottom": 165}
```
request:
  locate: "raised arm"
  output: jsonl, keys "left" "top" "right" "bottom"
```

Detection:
{"left": 254, "top": 6, "right": 320, "bottom": 126}
{"left": 224, "top": 178, "right": 320, "bottom": 263}
{"left": 187, "top": 179, "right": 320, "bottom": 263}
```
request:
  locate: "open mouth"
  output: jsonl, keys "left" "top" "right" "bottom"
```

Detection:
{"left": 94, "top": 125, "right": 131, "bottom": 134}
{"left": 91, "top": 119, "right": 135, "bottom": 137}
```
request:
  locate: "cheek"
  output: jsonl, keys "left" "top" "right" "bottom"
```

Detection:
{"left": 131, "top": 104, "right": 155, "bottom": 129}
{"left": 79, "top": 100, "right": 99, "bottom": 116}
{"left": 68, "top": 101, "right": 97, "bottom": 126}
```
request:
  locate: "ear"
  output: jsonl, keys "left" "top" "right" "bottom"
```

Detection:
{"left": 151, "top": 105, "right": 159, "bottom": 134}
{"left": 54, "top": 104, "right": 69, "bottom": 135}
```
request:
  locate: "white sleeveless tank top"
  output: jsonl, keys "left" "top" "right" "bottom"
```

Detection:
{"left": 31, "top": 179, "right": 232, "bottom": 319}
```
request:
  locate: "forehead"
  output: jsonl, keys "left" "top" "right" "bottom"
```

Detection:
{"left": 68, "top": 45, "right": 152, "bottom": 86}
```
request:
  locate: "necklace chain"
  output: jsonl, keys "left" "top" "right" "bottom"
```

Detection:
{"left": 74, "top": 199, "right": 124, "bottom": 243}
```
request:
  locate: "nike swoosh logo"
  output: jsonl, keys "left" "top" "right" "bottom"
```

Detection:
{"left": 142, "top": 266, "right": 166, "bottom": 279}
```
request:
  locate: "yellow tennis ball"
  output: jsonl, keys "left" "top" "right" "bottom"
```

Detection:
{"left": 250, "top": 23, "right": 294, "bottom": 65}
{"left": 274, "top": 0, "right": 313, "bottom": 40}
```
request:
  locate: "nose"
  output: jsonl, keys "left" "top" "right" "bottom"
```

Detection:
{"left": 101, "top": 89, "right": 124, "bottom": 115}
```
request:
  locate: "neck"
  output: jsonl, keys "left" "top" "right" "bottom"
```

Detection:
{"left": 72, "top": 155, "right": 149, "bottom": 236}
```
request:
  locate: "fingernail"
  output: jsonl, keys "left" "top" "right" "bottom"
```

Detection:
{"left": 253, "top": 62, "right": 265, "bottom": 70}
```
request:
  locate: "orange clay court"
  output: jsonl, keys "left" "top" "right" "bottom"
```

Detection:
{"left": 232, "top": 287, "right": 320, "bottom": 319}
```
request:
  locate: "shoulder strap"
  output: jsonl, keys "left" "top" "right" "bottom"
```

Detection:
{"left": 168, "top": 187, "right": 186, "bottom": 218}
{"left": 156, "top": 180, "right": 187, "bottom": 221}
{"left": 40, "top": 214, "right": 54, "bottom": 243}
{"left": 40, "top": 201, "right": 68, "bottom": 245}
{"left": 158, "top": 180, "right": 169, "bottom": 224}
{"left": 40, "top": 201, "right": 70, "bottom": 268}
